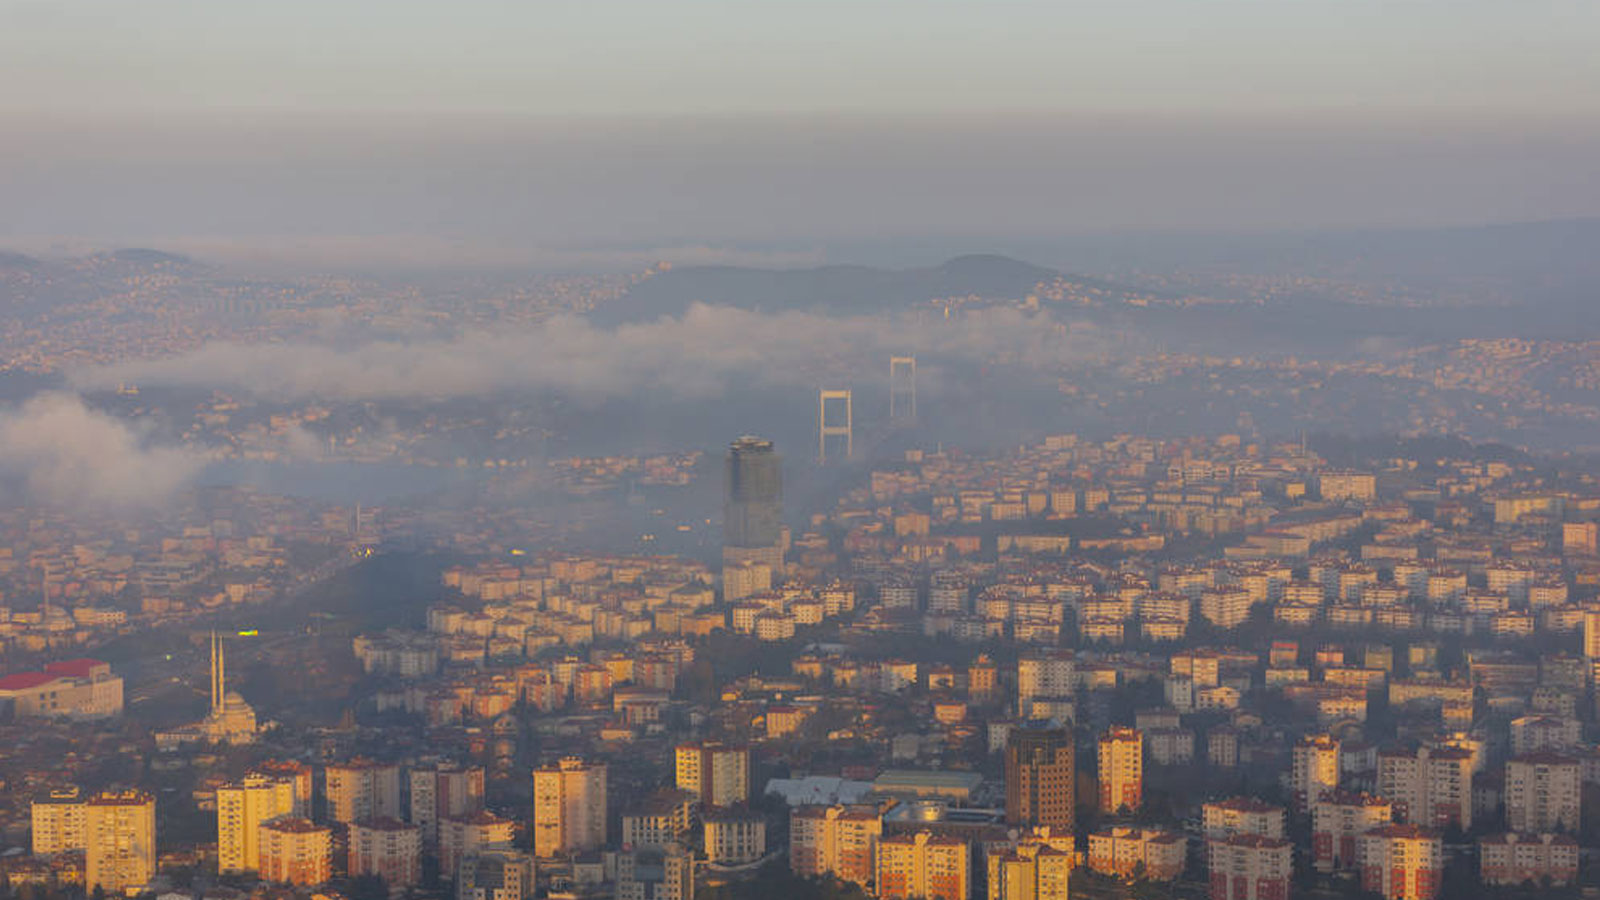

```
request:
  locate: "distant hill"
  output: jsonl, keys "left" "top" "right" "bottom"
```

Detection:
{"left": 0, "top": 251, "right": 40, "bottom": 270}
{"left": 110, "top": 248, "right": 192, "bottom": 265}
{"left": 588, "top": 254, "right": 1122, "bottom": 325}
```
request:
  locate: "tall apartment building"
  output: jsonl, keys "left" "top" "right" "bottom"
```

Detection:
{"left": 1098, "top": 727, "right": 1143, "bottom": 814}
{"left": 1318, "top": 471, "right": 1376, "bottom": 503}
{"left": 1312, "top": 791, "right": 1392, "bottom": 872}
{"left": 789, "top": 805, "right": 882, "bottom": 890}
{"left": 674, "top": 741, "right": 750, "bottom": 808}
{"left": 323, "top": 759, "right": 403, "bottom": 825}
{"left": 1207, "top": 834, "right": 1292, "bottom": 900}
{"left": 532, "top": 758, "right": 607, "bottom": 857}
{"left": 985, "top": 827, "right": 1074, "bottom": 900}
{"left": 1583, "top": 607, "right": 1600, "bottom": 659}
{"left": 217, "top": 773, "right": 297, "bottom": 874}
{"left": 1198, "top": 588, "right": 1253, "bottom": 629}
{"left": 258, "top": 818, "right": 332, "bottom": 886}
{"left": 1291, "top": 734, "right": 1341, "bottom": 811}
{"left": 348, "top": 819, "right": 422, "bottom": 889}
{"left": 1563, "top": 521, "right": 1598, "bottom": 555}
{"left": 1360, "top": 825, "right": 1441, "bottom": 900}
{"left": 410, "top": 762, "right": 486, "bottom": 845}
{"left": 440, "top": 812, "right": 517, "bottom": 879}
{"left": 875, "top": 831, "right": 969, "bottom": 900}
{"left": 458, "top": 851, "right": 536, "bottom": 900}
{"left": 1208, "top": 727, "right": 1240, "bottom": 769}
{"left": 85, "top": 789, "right": 156, "bottom": 895}
{"left": 928, "top": 572, "right": 970, "bottom": 614}
{"left": 1006, "top": 723, "right": 1074, "bottom": 832}
{"left": 967, "top": 655, "right": 999, "bottom": 701}
{"left": 1505, "top": 753, "right": 1581, "bottom": 833}
{"left": 31, "top": 787, "right": 87, "bottom": 855}
{"left": 704, "top": 812, "right": 766, "bottom": 865}
{"left": 1377, "top": 746, "right": 1472, "bottom": 830}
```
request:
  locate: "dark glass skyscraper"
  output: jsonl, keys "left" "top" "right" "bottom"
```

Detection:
{"left": 724, "top": 436, "right": 782, "bottom": 551}
{"left": 1005, "top": 722, "right": 1075, "bottom": 832}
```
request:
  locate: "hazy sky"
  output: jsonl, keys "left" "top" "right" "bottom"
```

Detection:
{"left": 5, "top": 0, "right": 1598, "bottom": 115}
{"left": 3, "top": 0, "right": 1598, "bottom": 265}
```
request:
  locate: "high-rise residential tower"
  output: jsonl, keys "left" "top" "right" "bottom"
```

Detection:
{"left": 675, "top": 741, "right": 750, "bottom": 808}
{"left": 31, "top": 787, "right": 87, "bottom": 856}
{"left": 348, "top": 819, "right": 422, "bottom": 889}
{"left": 1360, "top": 825, "right": 1442, "bottom": 900}
{"left": 532, "top": 758, "right": 607, "bottom": 857}
{"left": 1292, "top": 734, "right": 1341, "bottom": 811}
{"left": 86, "top": 789, "right": 156, "bottom": 895}
{"left": 324, "top": 759, "right": 403, "bottom": 825}
{"left": 259, "top": 818, "right": 333, "bottom": 886}
{"left": 1505, "top": 752, "right": 1581, "bottom": 833}
{"left": 1377, "top": 745, "right": 1473, "bottom": 830}
{"left": 410, "top": 762, "right": 486, "bottom": 846}
{"left": 217, "top": 773, "right": 297, "bottom": 874}
{"left": 1098, "top": 727, "right": 1143, "bottom": 814}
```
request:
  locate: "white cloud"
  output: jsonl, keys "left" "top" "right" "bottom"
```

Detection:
{"left": 0, "top": 392, "right": 204, "bottom": 509}
{"left": 71, "top": 304, "right": 1113, "bottom": 403}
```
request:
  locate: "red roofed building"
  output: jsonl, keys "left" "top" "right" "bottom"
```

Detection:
{"left": 0, "top": 659, "right": 122, "bottom": 720}
{"left": 1479, "top": 832, "right": 1578, "bottom": 886}
{"left": 259, "top": 818, "right": 332, "bottom": 886}
{"left": 45, "top": 659, "right": 110, "bottom": 678}
{"left": 0, "top": 672, "right": 55, "bottom": 691}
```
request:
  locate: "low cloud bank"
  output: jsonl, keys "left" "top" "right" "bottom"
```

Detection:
{"left": 73, "top": 304, "right": 1112, "bottom": 403}
{"left": 0, "top": 392, "right": 204, "bottom": 509}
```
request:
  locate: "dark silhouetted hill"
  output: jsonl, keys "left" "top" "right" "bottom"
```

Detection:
{"left": 0, "top": 251, "right": 40, "bottom": 270}
{"left": 110, "top": 248, "right": 192, "bottom": 265}
{"left": 589, "top": 254, "right": 1118, "bottom": 325}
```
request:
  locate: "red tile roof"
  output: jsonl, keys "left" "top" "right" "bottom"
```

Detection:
{"left": 0, "top": 671, "right": 58, "bottom": 691}
{"left": 45, "top": 659, "right": 106, "bottom": 678}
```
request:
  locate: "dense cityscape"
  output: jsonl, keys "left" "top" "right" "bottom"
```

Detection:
{"left": 6, "top": 387, "right": 1600, "bottom": 900}
{"left": 6, "top": 4, "right": 1598, "bottom": 900}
